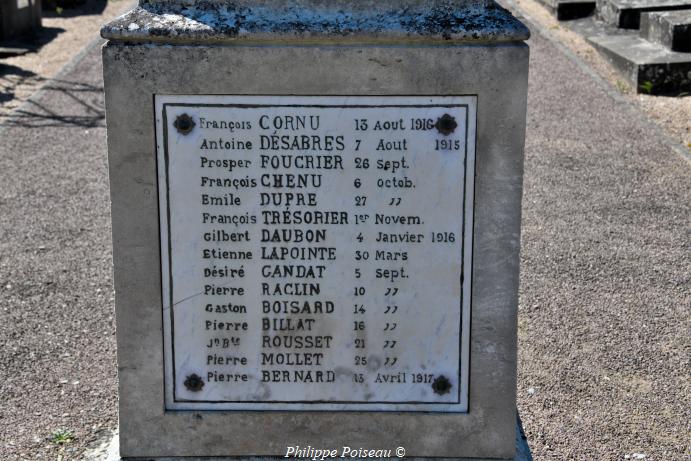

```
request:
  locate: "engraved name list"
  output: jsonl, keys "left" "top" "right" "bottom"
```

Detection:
{"left": 155, "top": 95, "right": 476, "bottom": 412}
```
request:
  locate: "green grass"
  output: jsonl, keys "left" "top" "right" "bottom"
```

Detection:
{"left": 49, "top": 429, "right": 73, "bottom": 445}
{"left": 639, "top": 81, "right": 654, "bottom": 94}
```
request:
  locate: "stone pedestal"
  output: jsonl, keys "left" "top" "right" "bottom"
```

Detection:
{"left": 85, "top": 418, "right": 533, "bottom": 460}
{"left": 101, "top": 1, "right": 530, "bottom": 459}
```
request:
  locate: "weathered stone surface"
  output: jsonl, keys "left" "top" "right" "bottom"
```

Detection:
{"left": 589, "top": 34, "right": 691, "bottom": 93}
{"left": 100, "top": 0, "right": 529, "bottom": 44}
{"left": 536, "top": 0, "right": 596, "bottom": 21}
{"left": 560, "top": 14, "right": 635, "bottom": 37}
{"left": 596, "top": 0, "right": 691, "bottom": 29}
{"left": 85, "top": 416, "right": 534, "bottom": 460}
{"left": 102, "top": 0, "right": 529, "bottom": 456}
{"left": 102, "top": 38, "right": 528, "bottom": 459}
{"left": 640, "top": 10, "right": 691, "bottom": 51}
{"left": 144, "top": 0, "right": 493, "bottom": 6}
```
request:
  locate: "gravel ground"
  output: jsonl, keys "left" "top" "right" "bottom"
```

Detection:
{"left": 0, "top": 44, "right": 117, "bottom": 460}
{"left": 0, "top": 6, "right": 689, "bottom": 461}
{"left": 517, "top": 15, "right": 690, "bottom": 461}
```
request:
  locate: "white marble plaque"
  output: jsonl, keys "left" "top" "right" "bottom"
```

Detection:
{"left": 155, "top": 95, "right": 476, "bottom": 412}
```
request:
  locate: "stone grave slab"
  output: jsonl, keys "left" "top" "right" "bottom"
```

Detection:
{"left": 0, "top": 0, "right": 41, "bottom": 40}
{"left": 589, "top": 33, "right": 691, "bottom": 93}
{"left": 640, "top": 10, "right": 691, "bottom": 51}
{"left": 537, "top": 0, "right": 596, "bottom": 20}
{"left": 596, "top": 0, "right": 691, "bottom": 29}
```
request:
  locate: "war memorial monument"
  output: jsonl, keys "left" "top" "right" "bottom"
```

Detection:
{"left": 100, "top": 0, "right": 531, "bottom": 458}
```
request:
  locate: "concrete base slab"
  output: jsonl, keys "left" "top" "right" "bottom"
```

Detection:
{"left": 596, "top": 0, "right": 691, "bottom": 29}
{"left": 84, "top": 416, "right": 533, "bottom": 461}
{"left": 561, "top": 14, "right": 636, "bottom": 37}
{"left": 588, "top": 33, "right": 691, "bottom": 93}
{"left": 536, "top": 0, "right": 596, "bottom": 20}
{"left": 640, "top": 10, "right": 691, "bottom": 51}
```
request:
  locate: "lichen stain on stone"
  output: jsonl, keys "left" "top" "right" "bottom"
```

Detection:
{"left": 400, "top": 4, "right": 519, "bottom": 38}
{"left": 101, "top": 1, "right": 530, "bottom": 43}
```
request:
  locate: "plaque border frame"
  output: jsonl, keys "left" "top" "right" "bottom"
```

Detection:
{"left": 154, "top": 96, "right": 476, "bottom": 412}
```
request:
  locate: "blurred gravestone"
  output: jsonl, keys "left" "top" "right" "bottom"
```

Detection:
{"left": 0, "top": 0, "right": 41, "bottom": 41}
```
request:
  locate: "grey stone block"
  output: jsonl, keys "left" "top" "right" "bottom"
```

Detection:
{"left": 596, "top": 0, "right": 691, "bottom": 29}
{"left": 561, "top": 14, "right": 636, "bottom": 38}
{"left": 83, "top": 416, "right": 533, "bottom": 460}
{"left": 640, "top": 10, "right": 691, "bottom": 52}
{"left": 536, "top": 0, "right": 596, "bottom": 20}
{"left": 103, "top": 40, "right": 528, "bottom": 458}
{"left": 100, "top": 0, "right": 530, "bottom": 45}
{"left": 589, "top": 33, "right": 691, "bottom": 93}
{"left": 101, "top": 1, "right": 529, "bottom": 458}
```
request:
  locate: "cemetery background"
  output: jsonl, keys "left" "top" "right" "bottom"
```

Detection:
{"left": 0, "top": 0, "right": 135, "bottom": 118}
{"left": 0, "top": 0, "right": 688, "bottom": 459}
